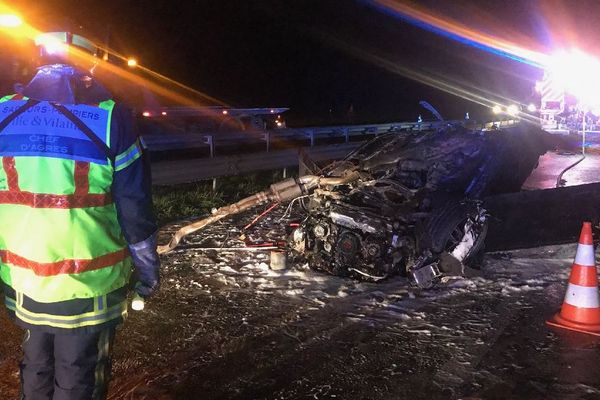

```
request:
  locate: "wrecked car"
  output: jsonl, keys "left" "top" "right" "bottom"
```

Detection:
{"left": 286, "top": 124, "right": 557, "bottom": 287}
{"left": 159, "top": 124, "right": 557, "bottom": 288}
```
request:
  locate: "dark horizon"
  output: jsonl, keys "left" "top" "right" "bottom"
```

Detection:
{"left": 9, "top": 0, "right": 600, "bottom": 125}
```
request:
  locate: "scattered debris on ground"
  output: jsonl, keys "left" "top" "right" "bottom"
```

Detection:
{"left": 1, "top": 207, "right": 599, "bottom": 399}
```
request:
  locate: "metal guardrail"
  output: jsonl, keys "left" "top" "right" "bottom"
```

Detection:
{"left": 147, "top": 119, "right": 518, "bottom": 184}
{"left": 151, "top": 142, "right": 361, "bottom": 185}
{"left": 142, "top": 119, "right": 465, "bottom": 154}
{"left": 482, "top": 120, "right": 517, "bottom": 130}
{"left": 156, "top": 106, "right": 290, "bottom": 117}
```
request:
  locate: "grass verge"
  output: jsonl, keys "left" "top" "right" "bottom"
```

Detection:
{"left": 152, "top": 169, "right": 295, "bottom": 225}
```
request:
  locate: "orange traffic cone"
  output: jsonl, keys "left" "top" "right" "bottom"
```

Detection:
{"left": 547, "top": 222, "right": 600, "bottom": 336}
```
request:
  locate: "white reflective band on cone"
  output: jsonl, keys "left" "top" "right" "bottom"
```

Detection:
{"left": 564, "top": 283, "right": 600, "bottom": 308}
{"left": 574, "top": 244, "right": 595, "bottom": 266}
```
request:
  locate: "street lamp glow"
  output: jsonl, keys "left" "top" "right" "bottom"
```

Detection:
{"left": 492, "top": 105, "right": 502, "bottom": 115}
{"left": 127, "top": 58, "right": 138, "bottom": 68}
{"left": 0, "top": 14, "right": 23, "bottom": 28}
{"left": 506, "top": 104, "right": 519, "bottom": 117}
{"left": 527, "top": 103, "right": 537, "bottom": 112}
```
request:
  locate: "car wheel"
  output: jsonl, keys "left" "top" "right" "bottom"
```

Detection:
{"left": 420, "top": 201, "right": 488, "bottom": 271}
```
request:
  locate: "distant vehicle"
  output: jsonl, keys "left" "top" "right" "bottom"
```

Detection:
{"left": 137, "top": 106, "right": 289, "bottom": 135}
{"left": 535, "top": 53, "right": 600, "bottom": 133}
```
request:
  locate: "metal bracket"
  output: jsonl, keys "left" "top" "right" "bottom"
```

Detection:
{"left": 305, "top": 129, "right": 315, "bottom": 147}
{"left": 342, "top": 127, "right": 349, "bottom": 143}
{"left": 262, "top": 132, "right": 271, "bottom": 152}
{"left": 410, "top": 263, "right": 442, "bottom": 289}
{"left": 203, "top": 135, "right": 214, "bottom": 158}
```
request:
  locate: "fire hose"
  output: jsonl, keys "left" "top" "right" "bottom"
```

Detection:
{"left": 556, "top": 121, "right": 588, "bottom": 188}
{"left": 157, "top": 172, "right": 360, "bottom": 255}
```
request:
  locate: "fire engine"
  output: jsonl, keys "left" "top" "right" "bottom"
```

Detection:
{"left": 536, "top": 50, "right": 600, "bottom": 133}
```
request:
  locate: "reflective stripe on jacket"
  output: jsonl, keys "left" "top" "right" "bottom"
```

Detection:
{"left": 3, "top": 283, "right": 127, "bottom": 330}
{"left": 0, "top": 95, "right": 140, "bottom": 317}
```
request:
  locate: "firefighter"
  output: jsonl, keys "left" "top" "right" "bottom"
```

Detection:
{"left": 0, "top": 29, "right": 159, "bottom": 399}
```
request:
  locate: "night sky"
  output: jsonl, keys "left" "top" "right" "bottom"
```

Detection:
{"left": 11, "top": 0, "right": 600, "bottom": 125}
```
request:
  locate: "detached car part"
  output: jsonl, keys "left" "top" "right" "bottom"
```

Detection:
{"left": 158, "top": 172, "right": 359, "bottom": 254}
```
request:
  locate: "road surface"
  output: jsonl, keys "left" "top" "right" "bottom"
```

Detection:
{"left": 523, "top": 151, "right": 600, "bottom": 190}
{"left": 1, "top": 150, "right": 600, "bottom": 399}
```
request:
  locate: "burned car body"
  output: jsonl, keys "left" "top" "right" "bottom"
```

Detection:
{"left": 160, "top": 124, "right": 558, "bottom": 288}
{"left": 286, "top": 125, "right": 554, "bottom": 286}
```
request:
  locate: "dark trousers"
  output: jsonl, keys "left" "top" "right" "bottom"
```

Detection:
{"left": 20, "top": 327, "right": 116, "bottom": 400}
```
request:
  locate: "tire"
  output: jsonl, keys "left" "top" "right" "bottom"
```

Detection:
{"left": 419, "top": 201, "right": 488, "bottom": 270}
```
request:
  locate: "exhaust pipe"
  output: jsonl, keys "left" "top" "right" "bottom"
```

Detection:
{"left": 157, "top": 172, "right": 360, "bottom": 255}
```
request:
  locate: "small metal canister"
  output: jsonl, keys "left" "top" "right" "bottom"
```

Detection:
{"left": 270, "top": 250, "right": 287, "bottom": 270}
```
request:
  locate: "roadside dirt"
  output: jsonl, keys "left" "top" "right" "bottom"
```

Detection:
{"left": 1, "top": 209, "right": 600, "bottom": 399}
